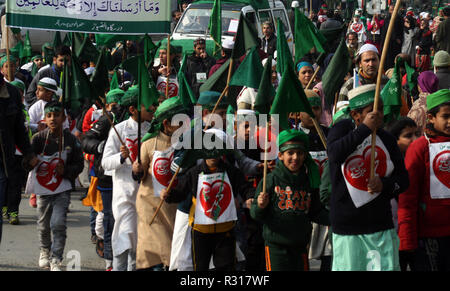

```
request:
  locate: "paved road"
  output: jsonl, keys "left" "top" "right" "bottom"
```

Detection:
{"left": 0, "top": 189, "right": 105, "bottom": 271}
{"left": 0, "top": 189, "right": 321, "bottom": 271}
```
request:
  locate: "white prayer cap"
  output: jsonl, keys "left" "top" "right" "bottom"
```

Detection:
{"left": 262, "top": 58, "right": 277, "bottom": 68}
{"left": 237, "top": 87, "right": 257, "bottom": 109}
{"left": 357, "top": 44, "right": 379, "bottom": 58}
{"left": 291, "top": 1, "right": 299, "bottom": 8}
{"left": 204, "top": 128, "right": 234, "bottom": 149}
{"left": 236, "top": 109, "right": 256, "bottom": 116}
{"left": 222, "top": 38, "right": 235, "bottom": 50}
{"left": 38, "top": 77, "right": 62, "bottom": 96}
{"left": 335, "top": 101, "right": 349, "bottom": 113}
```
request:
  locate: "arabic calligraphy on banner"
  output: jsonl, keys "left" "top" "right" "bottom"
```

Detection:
{"left": 7, "top": 0, "right": 171, "bottom": 34}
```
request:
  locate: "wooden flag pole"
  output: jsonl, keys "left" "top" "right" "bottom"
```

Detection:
{"left": 305, "top": 65, "right": 320, "bottom": 90}
{"left": 311, "top": 118, "right": 327, "bottom": 150}
{"left": 5, "top": 28, "right": 13, "bottom": 82}
{"left": 369, "top": 0, "right": 402, "bottom": 181}
{"left": 166, "top": 35, "right": 171, "bottom": 99}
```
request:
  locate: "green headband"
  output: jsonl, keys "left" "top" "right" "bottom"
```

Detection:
{"left": 31, "top": 55, "right": 43, "bottom": 61}
{"left": 279, "top": 142, "right": 308, "bottom": 153}
{"left": 349, "top": 90, "right": 375, "bottom": 110}
{"left": 331, "top": 109, "right": 350, "bottom": 126}
{"left": 10, "top": 80, "right": 25, "bottom": 92}
{"left": 0, "top": 56, "right": 17, "bottom": 67}
{"left": 427, "top": 89, "right": 450, "bottom": 111}
{"left": 277, "top": 129, "right": 310, "bottom": 149}
{"left": 38, "top": 81, "right": 59, "bottom": 93}
{"left": 44, "top": 105, "right": 63, "bottom": 114}
{"left": 106, "top": 88, "right": 125, "bottom": 104}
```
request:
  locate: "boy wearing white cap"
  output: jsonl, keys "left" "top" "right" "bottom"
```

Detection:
{"left": 208, "top": 39, "right": 234, "bottom": 77}
{"left": 328, "top": 84, "right": 409, "bottom": 270}
{"left": 347, "top": 10, "right": 367, "bottom": 48}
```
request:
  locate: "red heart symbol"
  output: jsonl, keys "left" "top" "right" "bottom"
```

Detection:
{"left": 157, "top": 81, "right": 178, "bottom": 98}
{"left": 199, "top": 180, "right": 232, "bottom": 221}
{"left": 153, "top": 154, "right": 177, "bottom": 187}
{"left": 313, "top": 158, "right": 328, "bottom": 177}
{"left": 126, "top": 138, "right": 138, "bottom": 162}
{"left": 36, "top": 158, "right": 64, "bottom": 192}
{"left": 343, "top": 145, "right": 387, "bottom": 191}
{"left": 433, "top": 150, "right": 450, "bottom": 189}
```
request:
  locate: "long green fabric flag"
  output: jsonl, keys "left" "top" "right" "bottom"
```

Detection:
{"left": 231, "top": 12, "right": 259, "bottom": 60}
{"left": 110, "top": 71, "right": 120, "bottom": 90}
{"left": 208, "top": 0, "right": 222, "bottom": 57}
{"left": 52, "top": 31, "right": 62, "bottom": 50}
{"left": 276, "top": 18, "right": 294, "bottom": 75}
{"left": 90, "top": 48, "right": 110, "bottom": 100}
{"left": 254, "top": 56, "right": 275, "bottom": 115}
{"left": 270, "top": 67, "right": 314, "bottom": 130}
{"left": 294, "top": 9, "right": 326, "bottom": 63}
{"left": 63, "top": 55, "right": 93, "bottom": 117}
{"left": 321, "top": 38, "right": 352, "bottom": 106}
{"left": 229, "top": 46, "right": 264, "bottom": 89}
{"left": 138, "top": 55, "right": 159, "bottom": 110}
{"left": 381, "top": 59, "right": 403, "bottom": 123}
{"left": 22, "top": 31, "right": 32, "bottom": 62}
{"left": 178, "top": 54, "right": 197, "bottom": 108}
{"left": 72, "top": 33, "right": 99, "bottom": 63}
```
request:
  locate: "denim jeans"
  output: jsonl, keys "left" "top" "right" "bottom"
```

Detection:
{"left": 0, "top": 165, "right": 7, "bottom": 244}
{"left": 113, "top": 249, "right": 136, "bottom": 271}
{"left": 36, "top": 191, "right": 71, "bottom": 261}
{"left": 100, "top": 189, "right": 114, "bottom": 261}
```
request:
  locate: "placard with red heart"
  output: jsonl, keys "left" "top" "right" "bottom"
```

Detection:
{"left": 343, "top": 145, "right": 387, "bottom": 191}
{"left": 157, "top": 80, "right": 179, "bottom": 98}
{"left": 153, "top": 153, "right": 176, "bottom": 187}
{"left": 36, "top": 158, "right": 64, "bottom": 192}
{"left": 432, "top": 150, "right": 450, "bottom": 189}
{"left": 126, "top": 138, "right": 138, "bottom": 162}
{"left": 199, "top": 180, "right": 232, "bottom": 221}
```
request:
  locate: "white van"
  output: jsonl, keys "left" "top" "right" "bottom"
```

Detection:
{"left": 170, "top": 0, "right": 293, "bottom": 55}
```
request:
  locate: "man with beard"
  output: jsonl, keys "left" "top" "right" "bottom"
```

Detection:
{"left": 338, "top": 44, "right": 389, "bottom": 103}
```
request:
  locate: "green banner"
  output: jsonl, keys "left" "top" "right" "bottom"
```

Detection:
{"left": 6, "top": 0, "right": 171, "bottom": 34}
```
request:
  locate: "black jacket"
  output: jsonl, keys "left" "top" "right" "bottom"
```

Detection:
{"left": 81, "top": 112, "right": 114, "bottom": 188}
{"left": 259, "top": 34, "right": 277, "bottom": 57}
{"left": 0, "top": 81, "right": 34, "bottom": 175}
{"left": 327, "top": 119, "right": 409, "bottom": 235}
{"left": 184, "top": 53, "right": 216, "bottom": 98}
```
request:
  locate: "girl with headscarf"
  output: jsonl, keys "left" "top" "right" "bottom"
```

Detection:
{"left": 297, "top": 61, "right": 315, "bottom": 89}
{"left": 407, "top": 71, "right": 440, "bottom": 135}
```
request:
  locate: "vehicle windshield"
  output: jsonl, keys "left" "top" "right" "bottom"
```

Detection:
{"left": 175, "top": 8, "right": 241, "bottom": 36}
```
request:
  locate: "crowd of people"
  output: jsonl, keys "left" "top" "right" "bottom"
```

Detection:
{"left": 0, "top": 0, "right": 449, "bottom": 272}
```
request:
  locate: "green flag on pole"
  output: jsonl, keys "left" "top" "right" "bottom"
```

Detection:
{"left": 321, "top": 38, "right": 352, "bottom": 106}
{"left": 21, "top": 31, "right": 32, "bottom": 63}
{"left": 178, "top": 54, "right": 197, "bottom": 108}
{"left": 294, "top": 9, "right": 326, "bottom": 63}
{"left": 270, "top": 67, "right": 314, "bottom": 130}
{"left": 110, "top": 70, "right": 120, "bottom": 90}
{"left": 254, "top": 56, "right": 276, "bottom": 115}
{"left": 381, "top": 59, "right": 403, "bottom": 123}
{"left": 90, "top": 48, "right": 110, "bottom": 100}
{"left": 63, "top": 55, "right": 93, "bottom": 116}
{"left": 72, "top": 33, "right": 99, "bottom": 63}
{"left": 229, "top": 46, "right": 264, "bottom": 89}
{"left": 138, "top": 55, "right": 159, "bottom": 110}
{"left": 231, "top": 12, "right": 259, "bottom": 60}
{"left": 208, "top": 0, "right": 222, "bottom": 57}
{"left": 142, "top": 34, "right": 159, "bottom": 68}
{"left": 52, "top": 31, "right": 62, "bottom": 49}
{"left": 276, "top": 18, "right": 295, "bottom": 75}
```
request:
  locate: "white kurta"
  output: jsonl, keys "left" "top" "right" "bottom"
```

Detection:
{"left": 101, "top": 117, "right": 150, "bottom": 256}
{"left": 28, "top": 99, "right": 70, "bottom": 131}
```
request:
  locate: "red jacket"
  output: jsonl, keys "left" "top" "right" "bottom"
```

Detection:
{"left": 398, "top": 134, "right": 450, "bottom": 251}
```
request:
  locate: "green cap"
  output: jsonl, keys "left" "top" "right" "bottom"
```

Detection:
{"left": 10, "top": 80, "right": 25, "bottom": 92}
{"left": 119, "top": 86, "right": 139, "bottom": 107}
{"left": 427, "top": 89, "right": 450, "bottom": 111}
{"left": 106, "top": 88, "right": 125, "bottom": 104}
{"left": 0, "top": 55, "right": 17, "bottom": 67}
{"left": 197, "top": 91, "right": 228, "bottom": 110}
{"left": 44, "top": 101, "right": 63, "bottom": 114}
{"left": 31, "top": 55, "right": 43, "bottom": 61}
{"left": 348, "top": 84, "right": 376, "bottom": 110}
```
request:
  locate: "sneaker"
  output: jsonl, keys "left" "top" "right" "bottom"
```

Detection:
{"left": 39, "top": 249, "right": 50, "bottom": 269}
{"left": 8, "top": 212, "right": 19, "bottom": 225}
{"left": 2, "top": 206, "right": 8, "bottom": 219}
{"left": 96, "top": 239, "right": 104, "bottom": 258}
{"left": 105, "top": 266, "right": 113, "bottom": 271}
{"left": 29, "top": 194, "right": 37, "bottom": 208}
{"left": 50, "top": 258, "right": 63, "bottom": 271}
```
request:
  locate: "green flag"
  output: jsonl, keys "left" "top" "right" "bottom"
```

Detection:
{"left": 52, "top": 31, "right": 62, "bottom": 49}
{"left": 208, "top": 0, "right": 222, "bottom": 57}
{"left": 231, "top": 13, "right": 259, "bottom": 60}
{"left": 95, "top": 34, "right": 139, "bottom": 48}
{"left": 381, "top": 59, "right": 403, "bottom": 123}
{"left": 229, "top": 46, "right": 264, "bottom": 89}
{"left": 321, "top": 38, "right": 352, "bottom": 106}
{"left": 142, "top": 34, "right": 159, "bottom": 67}
{"left": 72, "top": 33, "right": 99, "bottom": 63}
{"left": 270, "top": 67, "right": 314, "bottom": 130}
{"left": 138, "top": 55, "right": 159, "bottom": 110}
{"left": 294, "top": 9, "right": 326, "bottom": 63}
{"left": 404, "top": 61, "right": 418, "bottom": 94}
{"left": 63, "top": 32, "right": 72, "bottom": 47}
{"left": 63, "top": 55, "right": 93, "bottom": 117}
{"left": 90, "top": 48, "right": 110, "bottom": 100}
{"left": 21, "top": 31, "right": 32, "bottom": 63}
{"left": 276, "top": 18, "right": 294, "bottom": 75}
{"left": 120, "top": 56, "right": 139, "bottom": 84}
{"left": 254, "top": 56, "right": 275, "bottom": 115}
{"left": 110, "top": 70, "right": 119, "bottom": 90}
{"left": 9, "top": 41, "right": 23, "bottom": 60}
{"left": 178, "top": 54, "right": 197, "bottom": 108}
{"left": 199, "top": 58, "right": 232, "bottom": 94}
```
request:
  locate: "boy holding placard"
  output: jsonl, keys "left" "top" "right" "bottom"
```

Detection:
{"left": 27, "top": 101, "right": 83, "bottom": 271}
{"left": 327, "top": 84, "right": 409, "bottom": 271}
{"left": 398, "top": 89, "right": 450, "bottom": 271}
